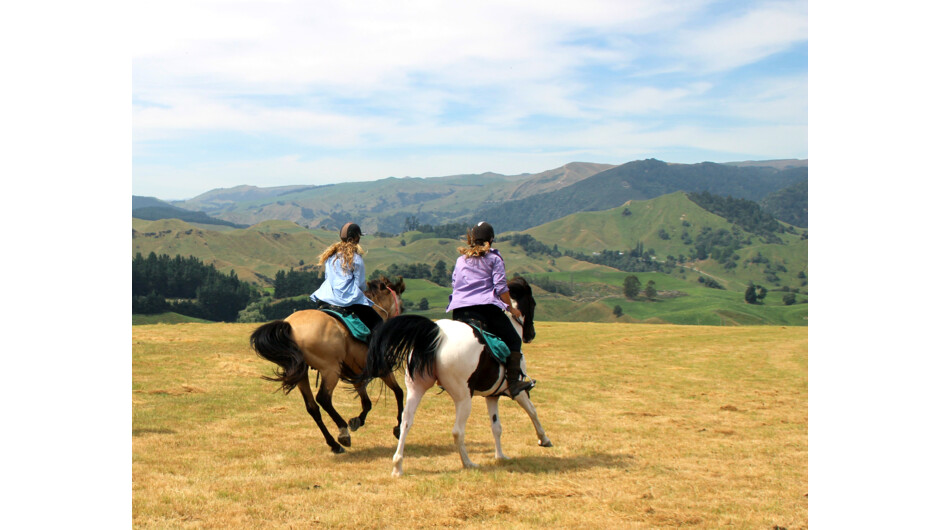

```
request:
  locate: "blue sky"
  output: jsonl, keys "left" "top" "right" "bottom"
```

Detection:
{"left": 132, "top": 0, "right": 808, "bottom": 200}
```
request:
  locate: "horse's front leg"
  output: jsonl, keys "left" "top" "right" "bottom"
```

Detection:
{"left": 513, "top": 390, "right": 553, "bottom": 448}
{"left": 297, "top": 370, "right": 345, "bottom": 454}
{"left": 485, "top": 396, "right": 508, "bottom": 461}
{"left": 315, "top": 372, "right": 351, "bottom": 447}
{"left": 348, "top": 382, "right": 372, "bottom": 432}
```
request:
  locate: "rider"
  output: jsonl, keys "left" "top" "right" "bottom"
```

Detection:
{"left": 445, "top": 221, "right": 535, "bottom": 398}
{"left": 310, "top": 222, "right": 383, "bottom": 333}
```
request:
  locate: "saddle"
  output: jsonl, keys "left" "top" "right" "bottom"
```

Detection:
{"left": 454, "top": 315, "right": 510, "bottom": 363}
{"left": 315, "top": 302, "right": 371, "bottom": 343}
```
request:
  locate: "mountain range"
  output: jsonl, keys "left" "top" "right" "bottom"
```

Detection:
{"left": 138, "top": 158, "right": 807, "bottom": 234}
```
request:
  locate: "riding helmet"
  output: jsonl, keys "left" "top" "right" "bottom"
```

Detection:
{"left": 340, "top": 222, "right": 362, "bottom": 242}
{"left": 470, "top": 221, "right": 495, "bottom": 244}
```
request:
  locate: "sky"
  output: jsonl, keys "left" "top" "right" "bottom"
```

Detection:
{"left": 132, "top": 0, "right": 809, "bottom": 200}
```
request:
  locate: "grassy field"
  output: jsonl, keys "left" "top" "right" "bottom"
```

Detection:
{"left": 133, "top": 321, "right": 806, "bottom": 528}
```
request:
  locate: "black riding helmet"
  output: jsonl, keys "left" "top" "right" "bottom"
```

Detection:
{"left": 470, "top": 221, "right": 494, "bottom": 245}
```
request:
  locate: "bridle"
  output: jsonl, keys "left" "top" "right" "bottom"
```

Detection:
{"left": 372, "top": 285, "right": 401, "bottom": 319}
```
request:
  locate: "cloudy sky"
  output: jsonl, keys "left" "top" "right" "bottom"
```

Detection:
{"left": 132, "top": 0, "right": 808, "bottom": 200}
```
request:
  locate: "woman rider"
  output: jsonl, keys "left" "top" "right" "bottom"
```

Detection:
{"left": 310, "top": 222, "right": 383, "bottom": 333}
{"left": 445, "top": 221, "right": 535, "bottom": 398}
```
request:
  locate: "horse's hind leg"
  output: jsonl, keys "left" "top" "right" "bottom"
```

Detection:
{"left": 382, "top": 374, "right": 405, "bottom": 439}
{"left": 513, "top": 391, "right": 553, "bottom": 448}
{"left": 315, "top": 372, "right": 351, "bottom": 447}
{"left": 449, "top": 388, "right": 478, "bottom": 470}
{"left": 485, "top": 396, "right": 508, "bottom": 461}
{"left": 348, "top": 382, "right": 372, "bottom": 432}
{"left": 298, "top": 371, "right": 345, "bottom": 454}
{"left": 391, "top": 375, "right": 433, "bottom": 477}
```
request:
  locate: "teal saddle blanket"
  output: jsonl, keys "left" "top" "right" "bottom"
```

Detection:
{"left": 320, "top": 309, "right": 371, "bottom": 343}
{"left": 466, "top": 324, "right": 511, "bottom": 363}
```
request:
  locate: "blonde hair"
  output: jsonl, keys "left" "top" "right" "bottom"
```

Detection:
{"left": 457, "top": 231, "right": 492, "bottom": 258}
{"left": 318, "top": 241, "right": 364, "bottom": 273}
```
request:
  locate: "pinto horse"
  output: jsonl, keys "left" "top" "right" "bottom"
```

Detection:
{"left": 358, "top": 277, "right": 552, "bottom": 477}
{"left": 250, "top": 276, "right": 405, "bottom": 454}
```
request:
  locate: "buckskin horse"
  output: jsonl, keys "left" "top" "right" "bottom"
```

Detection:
{"left": 250, "top": 276, "right": 405, "bottom": 454}
{"left": 357, "top": 277, "right": 552, "bottom": 477}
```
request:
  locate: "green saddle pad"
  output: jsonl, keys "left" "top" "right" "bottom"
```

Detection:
{"left": 468, "top": 324, "right": 511, "bottom": 363}
{"left": 321, "top": 309, "right": 371, "bottom": 343}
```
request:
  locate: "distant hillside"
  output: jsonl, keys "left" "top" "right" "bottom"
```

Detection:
{"left": 132, "top": 196, "right": 249, "bottom": 228}
{"left": 476, "top": 159, "right": 808, "bottom": 232}
{"left": 523, "top": 192, "right": 807, "bottom": 291}
{"left": 164, "top": 163, "right": 614, "bottom": 233}
{"left": 504, "top": 162, "right": 616, "bottom": 199}
{"left": 723, "top": 159, "right": 807, "bottom": 170}
{"left": 760, "top": 179, "right": 808, "bottom": 228}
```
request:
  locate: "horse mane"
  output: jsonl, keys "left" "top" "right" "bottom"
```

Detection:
{"left": 507, "top": 276, "right": 536, "bottom": 343}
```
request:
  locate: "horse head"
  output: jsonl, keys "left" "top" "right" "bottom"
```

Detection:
{"left": 366, "top": 275, "right": 406, "bottom": 319}
{"left": 507, "top": 277, "right": 536, "bottom": 343}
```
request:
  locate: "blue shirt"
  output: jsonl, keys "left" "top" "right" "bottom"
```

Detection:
{"left": 445, "top": 249, "right": 509, "bottom": 312}
{"left": 310, "top": 253, "right": 372, "bottom": 307}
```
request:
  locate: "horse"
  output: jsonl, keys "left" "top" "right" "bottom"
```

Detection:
{"left": 358, "top": 277, "right": 552, "bottom": 477}
{"left": 250, "top": 275, "right": 406, "bottom": 454}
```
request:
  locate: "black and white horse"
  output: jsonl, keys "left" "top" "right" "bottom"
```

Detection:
{"left": 358, "top": 277, "right": 552, "bottom": 477}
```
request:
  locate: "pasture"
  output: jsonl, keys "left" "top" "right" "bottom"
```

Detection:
{"left": 133, "top": 321, "right": 807, "bottom": 528}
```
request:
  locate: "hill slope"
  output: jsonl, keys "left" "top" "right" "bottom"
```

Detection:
{"left": 476, "top": 159, "right": 808, "bottom": 232}
{"left": 169, "top": 162, "right": 613, "bottom": 234}
{"left": 132, "top": 196, "right": 248, "bottom": 228}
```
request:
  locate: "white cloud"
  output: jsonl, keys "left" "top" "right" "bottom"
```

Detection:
{"left": 672, "top": 1, "right": 808, "bottom": 73}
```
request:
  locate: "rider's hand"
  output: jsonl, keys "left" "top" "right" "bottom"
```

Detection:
{"left": 510, "top": 307, "right": 522, "bottom": 319}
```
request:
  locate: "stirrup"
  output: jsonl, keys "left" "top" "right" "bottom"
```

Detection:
{"left": 508, "top": 378, "right": 535, "bottom": 397}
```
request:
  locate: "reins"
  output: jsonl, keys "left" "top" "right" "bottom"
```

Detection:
{"left": 373, "top": 286, "right": 401, "bottom": 319}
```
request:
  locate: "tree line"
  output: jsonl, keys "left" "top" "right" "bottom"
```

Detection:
{"left": 687, "top": 191, "right": 789, "bottom": 242}
{"left": 132, "top": 252, "right": 258, "bottom": 321}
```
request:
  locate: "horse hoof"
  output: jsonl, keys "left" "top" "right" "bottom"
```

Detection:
{"left": 331, "top": 445, "right": 345, "bottom": 454}
{"left": 539, "top": 440, "right": 553, "bottom": 448}
{"left": 349, "top": 417, "right": 362, "bottom": 432}
{"left": 339, "top": 434, "right": 352, "bottom": 447}
{"left": 393, "top": 426, "right": 401, "bottom": 439}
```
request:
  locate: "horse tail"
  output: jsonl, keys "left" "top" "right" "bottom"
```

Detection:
{"left": 358, "top": 315, "right": 442, "bottom": 384}
{"left": 250, "top": 320, "right": 307, "bottom": 394}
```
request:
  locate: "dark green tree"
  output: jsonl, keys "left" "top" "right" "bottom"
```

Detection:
{"left": 782, "top": 293, "right": 797, "bottom": 305}
{"left": 623, "top": 275, "right": 641, "bottom": 299}
{"left": 757, "top": 286, "right": 768, "bottom": 302}
{"left": 745, "top": 283, "right": 756, "bottom": 304}
{"left": 418, "top": 298, "right": 429, "bottom": 310}
{"left": 645, "top": 280, "right": 656, "bottom": 300}
{"left": 613, "top": 305, "right": 623, "bottom": 318}
{"left": 431, "top": 260, "right": 450, "bottom": 286}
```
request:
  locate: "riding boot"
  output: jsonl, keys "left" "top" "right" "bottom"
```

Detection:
{"left": 506, "top": 351, "right": 535, "bottom": 398}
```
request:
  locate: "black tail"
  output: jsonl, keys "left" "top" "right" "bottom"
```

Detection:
{"left": 250, "top": 320, "right": 307, "bottom": 394}
{"left": 357, "top": 315, "right": 442, "bottom": 385}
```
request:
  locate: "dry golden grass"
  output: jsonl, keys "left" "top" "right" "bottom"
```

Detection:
{"left": 133, "top": 322, "right": 807, "bottom": 528}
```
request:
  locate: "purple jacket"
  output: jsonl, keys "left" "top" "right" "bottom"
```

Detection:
{"left": 446, "top": 249, "right": 509, "bottom": 312}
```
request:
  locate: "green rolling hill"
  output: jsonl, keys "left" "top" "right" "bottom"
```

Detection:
{"left": 133, "top": 190, "right": 808, "bottom": 326}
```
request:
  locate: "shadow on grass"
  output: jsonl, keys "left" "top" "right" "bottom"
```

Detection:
{"left": 132, "top": 428, "right": 177, "bottom": 436}
{"left": 339, "top": 440, "right": 634, "bottom": 475}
